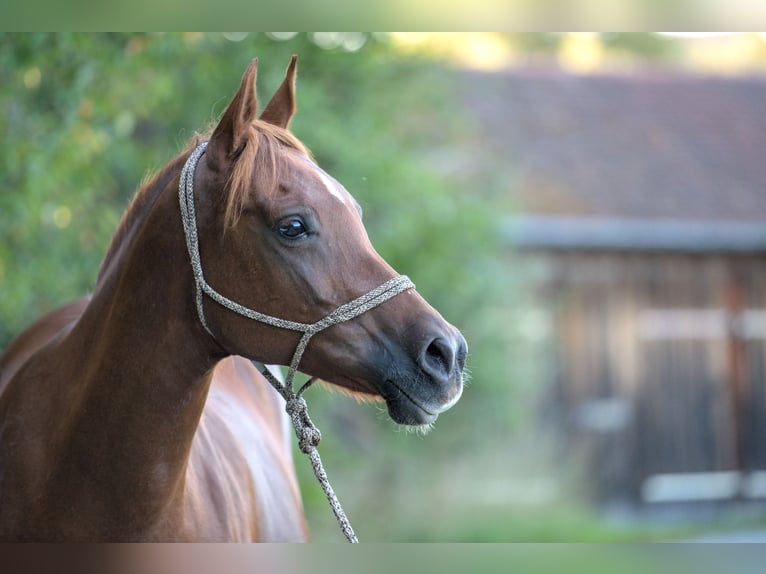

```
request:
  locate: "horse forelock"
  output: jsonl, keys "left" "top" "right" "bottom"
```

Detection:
{"left": 223, "top": 120, "right": 312, "bottom": 228}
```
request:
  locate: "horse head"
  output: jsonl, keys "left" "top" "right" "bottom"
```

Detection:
{"left": 188, "top": 57, "right": 467, "bottom": 427}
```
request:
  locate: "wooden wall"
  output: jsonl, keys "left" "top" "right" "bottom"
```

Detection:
{"left": 535, "top": 252, "right": 766, "bottom": 505}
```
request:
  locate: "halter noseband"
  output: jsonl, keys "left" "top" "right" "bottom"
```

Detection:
{"left": 178, "top": 141, "right": 415, "bottom": 542}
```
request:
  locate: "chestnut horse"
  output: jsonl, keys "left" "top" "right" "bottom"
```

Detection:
{"left": 0, "top": 57, "right": 466, "bottom": 542}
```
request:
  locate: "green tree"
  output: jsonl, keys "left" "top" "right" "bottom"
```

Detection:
{"left": 1, "top": 33, "right": 518, "bottom": 541}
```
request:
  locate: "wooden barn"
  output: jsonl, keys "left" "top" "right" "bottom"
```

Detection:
{"left": 460, "top": 68, "right": 766, "bottom": 507}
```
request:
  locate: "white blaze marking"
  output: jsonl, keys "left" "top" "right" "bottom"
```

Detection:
{"left": 313, "top": 164, "right": 348, "bottom": 204}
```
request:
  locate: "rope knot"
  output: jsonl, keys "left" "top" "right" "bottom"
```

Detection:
{"left": 298, "top": 426, "right": 322, "bottom": 454}
{"left": 285, "top": 396, "right": 321, "bottom": 453}
{"left": 285, "top": 396, "right": 307, "bottom": 418}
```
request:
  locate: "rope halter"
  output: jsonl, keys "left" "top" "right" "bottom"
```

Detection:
{"left": 178, "top": 141, "right": 415, "bottom": 543}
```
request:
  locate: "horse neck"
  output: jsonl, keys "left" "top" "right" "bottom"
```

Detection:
{"left": 44, "top": 179, "right": 223, "bottom": 536}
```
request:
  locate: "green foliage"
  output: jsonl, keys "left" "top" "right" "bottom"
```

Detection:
{"left": 600, "top": 32, "right": 680, "bottom": 60}
{"left": 0, "top": 33, "right": 535, "bottom": 541}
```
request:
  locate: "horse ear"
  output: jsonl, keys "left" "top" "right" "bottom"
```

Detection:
{"left": 259, "top": 55, "right": 298, "bottom": 129}
{"left": 207, "top": 59, "right": 259, "bottom": 168}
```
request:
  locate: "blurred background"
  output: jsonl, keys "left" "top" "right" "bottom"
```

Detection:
{"left": 2, "top": 32, "right": 766, "bottom": 541}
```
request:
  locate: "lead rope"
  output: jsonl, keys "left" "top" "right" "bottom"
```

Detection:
{"left": 256, "top": 367, "right": 358, "bottom": 543}
{"left": 179, "top": 141, "right": 415, "bottom": 543}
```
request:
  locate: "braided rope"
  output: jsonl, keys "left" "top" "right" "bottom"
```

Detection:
{"left": 179, "top": 142, "right": 415, "bottom": 543}
{"left": 259, "top": 368, "right": 358, "bottom": 543}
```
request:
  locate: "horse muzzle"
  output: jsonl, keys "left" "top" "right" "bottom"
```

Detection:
{"left": 382, "top": 326, "right": 467, "bottom": 427}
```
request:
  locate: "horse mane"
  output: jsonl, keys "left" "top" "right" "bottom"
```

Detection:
{"left": 96, "top": 120, "right": 310, "bottom": 285}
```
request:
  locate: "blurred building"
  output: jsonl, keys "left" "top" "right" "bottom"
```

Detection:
{"left": 463, "top": 67, "right": 766, "bottom": 509}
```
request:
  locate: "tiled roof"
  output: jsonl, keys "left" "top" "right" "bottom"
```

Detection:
{"left": 459, "top": 68, "right": 766, "bottom": 223}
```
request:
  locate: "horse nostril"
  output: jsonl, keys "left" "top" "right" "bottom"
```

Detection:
{"left": 421, "top": 337, "right": 455, "bottom": 382}
{"left": 456, "top": 334, "right": 468, "bottom": 372}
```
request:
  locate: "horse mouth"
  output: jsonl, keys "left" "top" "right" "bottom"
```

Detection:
{"left": 381, "top": 380, "right": 441, "bottom": 427}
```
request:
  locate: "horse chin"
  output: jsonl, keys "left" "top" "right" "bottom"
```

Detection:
{"left": 386, "top": 401, "right": 438, "bottom": 429}
{"left": 318, "top": 378, "right": 439, "bottom": 428}
{"left": 380, "top": 380, "right": 441, "bottom": 428}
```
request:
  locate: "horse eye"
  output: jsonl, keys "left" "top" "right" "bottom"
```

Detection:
{"left": 278, "top": 218, "right": 308, "bottom": 239}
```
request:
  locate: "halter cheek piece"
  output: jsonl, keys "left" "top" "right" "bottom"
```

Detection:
{"left": 179, "top": 141, "right": 415, "bottom": 543}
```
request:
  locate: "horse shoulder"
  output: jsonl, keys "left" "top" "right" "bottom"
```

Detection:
{"left": 0, "top": 296, "right": 91, "bottom": 396}
{"left": 0, "top": 297, "right": 92, "bottom": 538}
{"left": 183, "top": 356, "right": 308, "bottom": 542}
